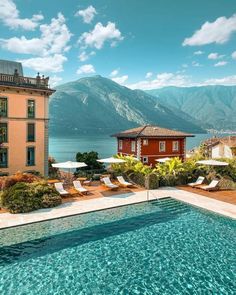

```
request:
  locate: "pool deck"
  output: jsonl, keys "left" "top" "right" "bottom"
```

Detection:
{"left": 0, "top": 187, "right": 235, "bottom": 229}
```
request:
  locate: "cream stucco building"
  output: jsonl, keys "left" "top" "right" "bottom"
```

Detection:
{"left": 0, "top": 60, "right": 55, "bottom": 176}
{"left": 203, "top": 136, "right": 236, "bottom": 159}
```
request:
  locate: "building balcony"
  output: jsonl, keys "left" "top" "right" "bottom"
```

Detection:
{"left": 0, "top": 71, "right": 53, "bottom": 90}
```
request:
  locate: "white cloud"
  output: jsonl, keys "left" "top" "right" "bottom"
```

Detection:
{"left": 192, "top": 61, "right": 201, "bottom": 67}
{"left": 182, "top": 64, "right": 188, "bottom": 68}
{"left": 50, "top": 75, "right": 63, "bottom": 87}
{"left": 77, "top": 64, "right": 95, "bottom": 74}
{"left": 145, "top": 72, "right": 153, "bottom": 79}
{"left": 79, "top": 22, "right": 123, "bottom": 50}
{"left": 0, "top": 0, "right": 43, "bottom": 30}
{"left": 19, "top": 54, "right": 67, "bottom": 73}
{"left": 214, "top": 61, "right": 228, "bottom": 67}
{"left": 112, "top": 75, "right": 128, "bottom": 85}
{"left": 203, "top": 75, "right": 236, "bottom": 86}
{"left": 194, "top": 50, "right": 204, "bottom": 55}
{"left": 75, "top": 5, "right": 97, "bottom": 24}
{"left": 183, "top": 14, "right": 236, "bottom": 46}
{"left": 127, "top": 72, "right": 190, "bottom": 90}
{"left": 78, "top": 51, "right": 95, "bottom": 62}
{"left": 208, "top": 52, "right": 225, "bottom": 60}
{"left": 110, "top": 69, "right": 119, "bottom": 77}
{"left": 0, "top": 13, "right": 71, "bottom": 73}
{"left": 232, "top": 51, "right": 236, "bottom": 59}
{"left": 0, "top": 13, "right": 72, "bottom": 56}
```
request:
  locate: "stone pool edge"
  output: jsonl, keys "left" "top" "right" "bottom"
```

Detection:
{"left": 0, "top": 188, "right": 235, "bottom": 229}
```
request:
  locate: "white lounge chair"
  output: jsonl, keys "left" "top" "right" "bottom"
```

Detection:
{"left": 117, "top": 176, "right": 133, "bottom": 187}
{"left": 102, "top": 177, "right": 119, "bottom": 190}
{"left": 198, "top": 180, "right": 219, "bottom": 191}
{"left": 187, "top": 176, "right": 205, "bottom": 187}
{"left": 54, "top": 182, "right": 69, "bottom": 195}
{"left": 73, "top": 181, "right": 88, "bottom": 194}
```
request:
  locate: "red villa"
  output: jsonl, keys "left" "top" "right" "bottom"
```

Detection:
{"left": 112, "top": 125, "right": 194, "bottom": 166}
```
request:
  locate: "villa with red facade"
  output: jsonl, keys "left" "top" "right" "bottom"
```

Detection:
{"left": 112, "top": 125, "right": 194, "bottom": 166}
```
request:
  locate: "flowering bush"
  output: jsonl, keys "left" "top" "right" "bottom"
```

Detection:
{"left": 0, "top": 172, "right": 40, "bottom": 190}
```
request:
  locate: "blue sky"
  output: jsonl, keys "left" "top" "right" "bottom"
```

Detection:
{"left": 0, "top": 0, "right": 235, "bottom": 89}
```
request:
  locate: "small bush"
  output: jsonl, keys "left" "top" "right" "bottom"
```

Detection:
{"left": 0, "top": 172, "right": 40, "bottom": 190}
{"left": 0, "top": 181, "right": 61, "bottom": 214}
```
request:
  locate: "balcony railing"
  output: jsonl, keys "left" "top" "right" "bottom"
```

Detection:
{"left": 0, "top": 71, "right": 52, "bottom": 90}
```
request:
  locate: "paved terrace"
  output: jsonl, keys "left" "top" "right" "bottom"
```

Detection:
{"left": 0, "top": 186, "right": 235, "bottom": 229}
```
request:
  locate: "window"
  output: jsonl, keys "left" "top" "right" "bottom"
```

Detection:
{"left": 131, "top": 141, "right": 136, "bottom": 152}
{"left": 0, "top": 123, "right": 8, "bottom": 143}
{"left": 143, "top": 156, "right": 148, "bottom": 164}
{"left": 27, "top": 100, "right": 35, "bottom": 118}
{"left": 27, "top": 123, "right": 35, "bottom": 142}
{"left": 27, "top": 147, "right": 35, "bottom": 166}
{"left": 0, "top": 148, "right": 8, "bottom": 168}
{"left": 0, "top": 97, "right": 7, "bottom": 117}
{"left": 159, "top": 141, "right": 166, "bottom": 152}
{"left": 143, "top": 139, "right": 148, "bottom": 146}
{"left": 119, "top": 139, "right": 123, "bottom": 150}
{"left": 172, "top": 141, "right": 179, "bottom": 152}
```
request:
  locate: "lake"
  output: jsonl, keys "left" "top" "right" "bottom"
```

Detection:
{"left": 49, "top": 133, "right": 231, "bottom": 162}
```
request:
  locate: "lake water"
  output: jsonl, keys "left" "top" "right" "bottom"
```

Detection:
{"left": 49, "top": 133, "right": 231, "bottom": 162}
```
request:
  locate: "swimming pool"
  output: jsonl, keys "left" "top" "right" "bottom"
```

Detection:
{"left": 0, "top": 198, "right": 235, "bottom": 294}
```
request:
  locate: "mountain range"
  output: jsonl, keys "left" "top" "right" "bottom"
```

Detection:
{"left": 49, "top": 76, "right": 236, "bottom": 136}
{"left": 147, "top": 86, "right": 236, "bottom": 131}
{"left": 49, "top": 75, "right": 204, "bottom": 135}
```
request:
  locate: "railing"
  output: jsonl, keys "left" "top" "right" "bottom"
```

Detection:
{"left": 0, "top": 72, "right": 51, "bottom": 90}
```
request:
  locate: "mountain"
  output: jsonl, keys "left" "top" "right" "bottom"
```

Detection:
{"left": 147, "top": 86, "right": 236, "bottom": 131}
{"left": 49, "top": 76, "right": 204, "bottom": 135}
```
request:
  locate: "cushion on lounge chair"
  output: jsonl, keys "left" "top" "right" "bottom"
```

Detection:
{"left": 187, "top": 176, "right": 205, "bottom": 187}
{"left": 54, "top": 182, "right": 69, "bottom": 195}
{"left": 117, "top": 176, "right": 133, "bottom": 187}
{"left": 199, "top": 180, "right": 219, "bottom": 191}
{"left": 102, "top": 177, "right": 118, "bottom": 189}
{"left": 73, "top": 181, "right": 88, "bottom": 194}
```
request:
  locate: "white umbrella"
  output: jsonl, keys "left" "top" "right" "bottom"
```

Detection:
{"left": 52, "top": 161, "right": 87, "bottom": 169}
{"left": 97, "top": 157, "right": 126, "bottom": 163}
{"left": 155, "top": 157, "right": 171, "bottom": 163}
{"left": 52, "top": 161, "right": 87, "bottom": 183}
{"left": 196, "top": 160, "right": 229, "bottom": 166}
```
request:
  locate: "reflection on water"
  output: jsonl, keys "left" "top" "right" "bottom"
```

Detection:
{"left": 49, "top": 133, "right": 233, "bottom": 162}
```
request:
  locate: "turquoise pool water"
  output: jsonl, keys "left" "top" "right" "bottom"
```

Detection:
{"left": 0, "top": 198, "right": 235, "bottom": 295}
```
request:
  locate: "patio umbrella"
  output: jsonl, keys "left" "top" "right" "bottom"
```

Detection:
{"left": 97, "top": 157, "right": 126, "bottom": 163}
{"left": 52, "top": 161, "right": 87, "bottom": 169}
{"left": 196, "top": 160, "right": 229, "bottom": 166}
{"left": 52, "top": 161, "right": 87, "bottom": 182}
{"left": 155, "top": 157, "right": 171, "bottom": 163}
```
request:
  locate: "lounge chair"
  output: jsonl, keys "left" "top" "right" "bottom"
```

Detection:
{"left": 73, "top": 181, "right": 88, "bottom": 194}
{"left": 83, "top": 178, "right": 92, "bottom": 186}
{"left": 187, "top": 176, "right": 205, "bottom": 187}
{"left": 198, "top": 180, "right": 219, "bottom": 191}
{"left": 102, "top": 177, "right": 119, "bottom": 190}
{"left": 117, "top": 176, "right": 133, "bottom": 187}
{"left": 54, "top": 182, "right": 69, "bottom": 195}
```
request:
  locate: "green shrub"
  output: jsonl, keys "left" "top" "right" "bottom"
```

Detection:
{"left": 0, "top": 182, "right": 41, "bottom": 213}
{"left": 0, "top": 181, "right": 62, "bottom": 214}
{"left": 128, "top": 172, "right": 145, "bottom": 187}
{"left": 42, "top": 194, "right": 62, "bottom": 208}
{"left": 147, "top": 173, "right": 159, "bottom": 189}
{"left": 218, "top": 176, "right": 236, "bottom": 190}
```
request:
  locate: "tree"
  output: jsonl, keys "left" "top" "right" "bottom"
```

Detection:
{"left": 76, "top": 151, "right": 104, "bottom": 170}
